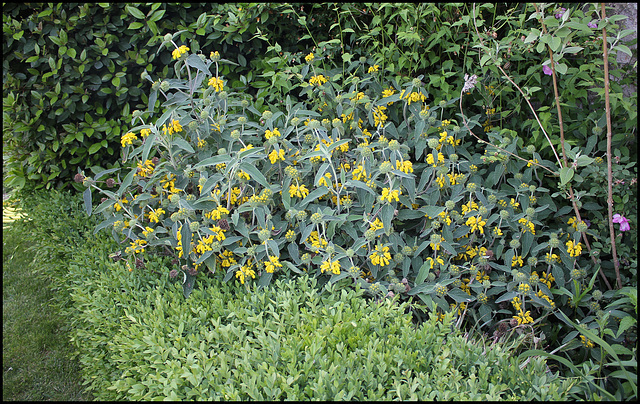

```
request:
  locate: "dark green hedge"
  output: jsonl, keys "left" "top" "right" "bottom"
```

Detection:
{"left": 2, "top": 3, "right": 338, "bottom": 192}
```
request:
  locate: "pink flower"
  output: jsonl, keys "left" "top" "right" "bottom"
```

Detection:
{"left": 543, "top": 64, "right": 553, "bottom": 76}
{"left": 588, "top": 20, "right": 598, "bottom": 29}
{"left": 612, "top": 214, "right": 631, "bottom": 232}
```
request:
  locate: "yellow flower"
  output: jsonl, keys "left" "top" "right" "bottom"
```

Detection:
{"left": 171, "top": 45, "right": 190, "bottom": 60}
{"left": 289, "top": 183, "right": 309, "bottom": 198}
{"left": 380, "top": 187, "right": 400, "bottom": 203}
{"left": 580, "top": 335, "right": 595, "bottom": 348}
{"left": 264, "top": 255, "right": 282, "bottom": 273}
{"left": 121, "top": 132, "right": 137, "bottom": 147}
{"left": 264, "top": 128, "right": 281, "bottom": 140}
{"left": 321, "top": 259, "right": 341, "bottom": 275}
{"left": 309, "top": 74, "right": 328, "bottom": 86}
{"left": 305, "top": 52, "right": 315, "bottom": 63}
{"left": 352, "top": 165, "right": 368, "bottom": 181}
{"left": 235, "top": 263, "right": 256, "bottom": 284}
{"left": 369, "top": 245, "right": 391, "bottom": 266}
{"left": 566, "top": 240, "right": 582, "bottom": 257}
{"left": 511, "top": 255, "right": 524, "bottom": 267}
{"left": 395, "top": 160, "right": 414, "bottom": 174}
{"left": 509, "top": 198, "right": 520, "bottom": 209}
{"left": 114, "top": 197, "right": 128, "bottom": 212}
{"left": 493, "top": 227, "right": 503, "bottom": 236}
{"left": 318, "top": 172, "right": 332, "bottom": 188}
{"left": 208, "top": 77, "right": 224, "bottom": 92}
{"left": 466, "top": 215, "right": 486, "bottom": 234}
{"left": 382, "top": 88, "right": 395, "bottom": 98}
{"left": 513, "top": 310, "right": 534, "bottom": 325}
{"left": 268, "top": 149, "right": 286, "bottom": 164}
{"left": 367, "top": 64, "right": 379, "bottom": 73}
{"left": 369, "top": 217, "right": 383, "bottom": 231}
{"left": 373, "top": 105, "right": 388, "bottom": 127}
{"left": 461, "top": 200, "right": 478, "bottom": 215}
{"left": 148, "top": 208, "right": 165, "bottom": 223}
{"left": 140, "top": 128, "right": 151, "bottom": 138}
{"left": 426, "top": 152, "right": 444, "bottom": 167}
{"left": 518, "top": 217, "right": 536, "bottom": 234}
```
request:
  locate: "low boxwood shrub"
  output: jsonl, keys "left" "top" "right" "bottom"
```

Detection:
{"left": 66, "top": 268, "right": 572, "bottom": 400}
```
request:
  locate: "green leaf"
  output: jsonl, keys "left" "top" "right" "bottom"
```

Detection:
{"left": 559, "top": 167, "right": 574, "bottom": 186}
{"left": 83, "top": 187, "right": 92, "bottom": 216}
{"left": 88, "top": 142, "right": 102, "bottom": 154}
{"left": 185, "top": 54, "right": 211, "bottom": 75}
{"left": 299, "top": 186, "right": 328, "bottom": 209}
{"left": 126, "top": 5, "right": 146, "bottom": 19}
{"left": 448, "top": 288, "right": 475, "bottom": 303}
{"left": 239, "top": 163, "right": 268, "bottom": 189}
{"left": 172, "top": 138, "right": 195, "bottom": 154}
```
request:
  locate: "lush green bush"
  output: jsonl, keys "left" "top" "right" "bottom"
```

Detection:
{"left": 69, "top": 271, "right": 573, "bottom": 400}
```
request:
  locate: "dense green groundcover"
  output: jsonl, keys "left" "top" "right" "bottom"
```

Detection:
{"left": 11, "top": 188, "right": 576, "bottom": 400}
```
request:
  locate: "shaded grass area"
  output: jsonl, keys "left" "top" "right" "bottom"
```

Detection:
{"left": 2, "top": 220, "right": 88, "bottom": 401}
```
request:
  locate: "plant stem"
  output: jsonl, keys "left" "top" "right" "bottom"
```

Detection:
{"left": 600, "top": 3, "right": 622, "bottom": 289}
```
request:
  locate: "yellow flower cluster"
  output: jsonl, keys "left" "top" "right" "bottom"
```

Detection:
{"left": 268, "top": 149, "right": 285, "bottom": 164}
{"left": 536, "top": 271, "right": 555, "bottom": 288}
{"left": 580, "top": 335, "right": 595, "bottom": 348}
{"left": 395, "top": 160, "right": 414, "bottom": 174}
{"left": 512, "top": 255, "right": 524, "bottom": 267}
{"left": 537, "top": 290, "right": 555, "bottom": 308}
{"left": 380, "top": 187, "right": 400, "bottom": 203}
{"left": 513, "top": 309, "right": 534, "bottom": 325}
{"left": 171, "top": 45, "right": 189, "bottom": 60}
{"left": 306, "top": 231, "right": 328, "bottom": 251}
{"left": 399, "top": 89, "right": 427, "bottom": 105}
{"left": 218, "top": 249, "right": 236, "bottom": 267}
{"left": 321, "top": 258, "right": 341, "bottom": 275}
{"left": 136, "top": 159, "right": 155, "bottom": 178}
{"left": 369, "top": 217, "right": 383, "bottom": 232}
{"left": 305, "top": 52, "right": 315, "bottom": 62}
{"left": 142, "top": 226, "right": 154, "bottom": 238}
{"left": 373, "top": 105, "right": 388, "bottom": 127}
{"left": 161, "top": 119, "right": 183, "bottom": 136}
{"left": 466, "top": 215, "right": 486, "bottom": 234}
{"left": 425, "top": 256, "right": 444, "bottom": 270}
{"left": 161, "top": 174, "right": 182, "bottom": 194}
{"left": 121, "top": 132, "right": 137, "bottom": 147}
{"left": 289, "top": 183, "right": 310, "bottom": 198}
{"left": 309, "top": 74, "right": 328, "bottom": 86}
{"left": 114, "top": 197, "right": 128, "bottom": 212}
{"left": 208, "top": 77, "right": 224, "bottom": 92}
{"left": 318, "top": 172, "right": 332, "bottom": 188}
{"left": 237, "top": 170, "right": 250, "bottom": 181}
{"left": 518, "top": 217, "right": 536, "bottom": 234}
{"left": 140, "top": 128, "right": 151, "bottom": 138}
{"left": 566, "top": 240, "right": 582, "bottom": 257}
{"left": 426, "top": 152, "right": 445, "bottom": 167}
{"left": 235, "top": 262, "right": 256, "bottom": 284}
{"left": 461, "top": 200, "right": 478, "bottom": 215}
{"left": 147, "top": 207, "right": 165, "bottom": 223}
{"left": 367, "top": 65, "right": 379, "bottom": 73}
{"left": 264, "top": 255, "right": 282, "bottom": 273}
{"left": 264, "top": 128, "right": 281, "bottom": 140}
{"left": 369, "top": 245, "right": 391, "bottom": 266}
{"left": 204, "top": 205, "right": 229, "bottom": 221}
{"left": 125, "top": 238, "right": 147, "bottom": 255}
{"left": 352, "top": 164, "right": 368, "bottom": 181}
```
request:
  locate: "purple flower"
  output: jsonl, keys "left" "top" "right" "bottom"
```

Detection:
{"left": 542, "top": 64, "right": 553, "bottom": 76}
{"left": 588, "top": 20, "right": 598, "bottom": 29}
{"left": 612, "top": 214, "right": 631, "bottom": 232}
{"left": 555, "top": 8, "right": 566, "bottom": 19}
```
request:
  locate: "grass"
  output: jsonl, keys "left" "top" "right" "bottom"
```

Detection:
{"left": 2, "top": 216, "right": 89, "bottom": 401}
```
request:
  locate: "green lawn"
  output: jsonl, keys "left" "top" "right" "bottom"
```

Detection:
{"left": 2, "top": 218, "right": 89, "bottom": 401}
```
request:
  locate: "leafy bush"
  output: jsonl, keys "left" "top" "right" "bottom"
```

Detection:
{"left": 67, "top": 268, "right": 572, "bottom": 400}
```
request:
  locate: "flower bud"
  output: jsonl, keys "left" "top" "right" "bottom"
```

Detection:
{"left": 261, "top": 110, "right": 273, "bottom": 121}
{"left": 160, "top": 80, "right": 170, "bottom": 92}
{"left": 163, "top": 33, "right": 173, "bottom": 42}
